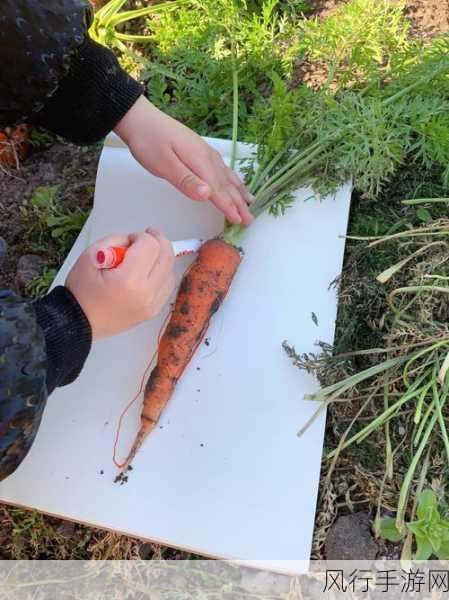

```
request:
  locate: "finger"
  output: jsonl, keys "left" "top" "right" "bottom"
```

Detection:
{"left": 87, "top": 233, "right": 131, "bottom": 266}
{"left": 225, "top": 166, "right": 254, "bottom": 205}
{"left": 225, "top": 166, "right": 246, "bottom": 195}
{"left": 207, "top": 155, "right": 252, "bottom": 222}
{"left": 147, "top": 272, "right": 177, "bottom": 318}
{"left": 146, "top": 227, "right": 175, "bottom": 266}
{"left": 226, "top": 185, "right": 254, "bottom": 226}
{"left": 119, "top": 231, "right": 161, "bottom": 279}
{"left": 168, "top": 151, "right": 212, "bottom": 201}
{"left": 211, "top": 185, "right": 242, "bottom": 224}
{"left": 145, "top": 228, "right": 175, "bottom": 286}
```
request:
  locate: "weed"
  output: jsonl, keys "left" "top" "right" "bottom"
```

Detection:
{"left": 29, "top": 129, "right": 55, "bottom": 151}
{"left": 377, "top": 488, "right": 449, "bottom": 560}
{"left": 21, "top": 186, "right": 88, "bottom": 258}
{"left": 8, "top": 509, "right": 60, "bottom": 560}
{"left": 26, "top": 268, "right": 57, "bottom": 299}
{"left": 289, "top": 197, "right": 449, "bottom": 547}
{"left": 89, "top": 0, "right": 188, "bottom": 52}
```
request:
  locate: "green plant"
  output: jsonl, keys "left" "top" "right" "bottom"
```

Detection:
{"left": 142, "top": 0, "right": 295, "bottom": 139}
{"left": 224, "top": 36, "right": 449, "bottom": 244}
{"left": 26, "top": 268, "right": 58, "bottom": 299}
{"left": 294, "top": 0, "right": 412, "bottom": 89}
{"left": 29, "top": 128, "right": 54, "bottom": 150}
{"left": 377, "top": 489, "right": 449, "bottom": 560}
{"left": 89, "top": 0, "right": 188, "bottom": 52}
{"left": 277, "top": 0, "right": 313, "bottom": 16}
{"left": 23, "top": 186, "right": 88, "bottom": 256}
{"left": 286, "top": 208, "right": 449, "bottom": 552}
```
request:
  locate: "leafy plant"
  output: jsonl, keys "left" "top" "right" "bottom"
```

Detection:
{"left": 9, "top": 509, "right": 61, "bottom": 560}
{"left": 22, "top": 186, "right": 88, "bottom": 256}
{"left": 224, "top": 33, "right": 449, "bottom": 245}
{"left": 276, "top": 0, "right": 313, "bottom": 17}
{"left": 26, "top": 268, "right": 58, "bottom": 299}
{"left": 142, "top": 0, "right": 295, "bottom": 139}
{"left": 287, "top": 210, "right": 449, "bottom": 551}
{"left": 29, "top": 128, "right": 54, "bottom": 151}
{"left": 294, "top": 0, "right": 412, "bottom": 89}
{"left": 377, "top": 489, "right": 449, "bottom": 560}
{"left": 89, "top": 0, "right": 188, "bottom": 52}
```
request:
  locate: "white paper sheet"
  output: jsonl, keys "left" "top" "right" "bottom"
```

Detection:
{"left": 0, "top": 134, "right": 351, "bottom": 572}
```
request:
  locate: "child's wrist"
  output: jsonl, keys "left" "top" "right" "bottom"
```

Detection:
{"left": 114, "top": 96, "right": 161, "bottom": 146}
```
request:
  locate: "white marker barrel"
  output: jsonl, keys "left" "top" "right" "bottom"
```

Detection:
{"left": 172, "top": 239, "right": 203, "bottom": 257}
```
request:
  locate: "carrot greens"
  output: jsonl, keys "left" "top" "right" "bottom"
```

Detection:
{"left": 224, "top": 35, "right": 449, "bottom": 245}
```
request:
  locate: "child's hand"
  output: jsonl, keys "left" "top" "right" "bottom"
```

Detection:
{"left": 114, "top": 96, "right": 254, "bottom": 226}
{"left": 65, "top": 229, "right": 175, "bottom": 340}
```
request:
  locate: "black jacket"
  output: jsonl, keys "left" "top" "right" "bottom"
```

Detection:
{"left": 0, "top": 0, "right": 144, "bottom": 481}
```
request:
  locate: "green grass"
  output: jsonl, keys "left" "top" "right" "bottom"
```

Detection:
{"left": 333, "top": 161, "right": 449, "bottom": 355}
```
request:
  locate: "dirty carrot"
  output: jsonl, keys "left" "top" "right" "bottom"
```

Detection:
{"left": 119, "top": 238, "right": 242, "bottom": 469}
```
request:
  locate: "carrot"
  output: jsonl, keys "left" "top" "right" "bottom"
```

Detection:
{"left": 0, "top": 124, "right": 30, "bottom": 168}
{"left": 120, "top": 238, "right": 242, "bottom": 468}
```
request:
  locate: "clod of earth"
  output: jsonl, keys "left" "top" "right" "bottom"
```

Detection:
{"left": 325, "top": 513, "right": 378, "bottom": 560}
{"left": 15, "top": 255, "right": 47, "bottom": 292}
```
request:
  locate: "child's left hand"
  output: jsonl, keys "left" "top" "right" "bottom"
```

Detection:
{"left": 114, "top": 96, "right": 254, "bottom": 226}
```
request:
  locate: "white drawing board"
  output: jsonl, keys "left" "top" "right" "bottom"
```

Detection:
{"left": 0, "top": 134, "right": 351, "bottom": 573}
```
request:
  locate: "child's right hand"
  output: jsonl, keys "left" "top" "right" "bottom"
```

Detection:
{"left": 65, "top": 228, "right": 176, "bottom": 340}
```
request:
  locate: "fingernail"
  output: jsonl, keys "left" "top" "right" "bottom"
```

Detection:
{"left": 232, "top": 211, "right": 242, "bottom": 224}
{"left": 146, "top": 227, "right": 159, "bottom": 236}
{"left": 245, "top": 192, "right": 255, "bottom": 204}
{"left": 197, "top": 185, "right": 210, "bottom": 198}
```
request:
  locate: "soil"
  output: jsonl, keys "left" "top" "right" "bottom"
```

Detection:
{"left": 0, "top": 141, "right": 101, "bottom": 290}
{"left": 405, "top": 0, "right": 449, "bottom": 38}
{"left": 291, "top": 0, "right": 449, "bottom": 89}
{"left": 308, "top": 0, "right": 449, "bottom": 36}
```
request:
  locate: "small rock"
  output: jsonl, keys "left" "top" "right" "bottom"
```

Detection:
{"left": 325, "top": 512, "right": 378, "bottom": 560}
{"left": 139, "top": 543, "right": 154, "bottom": 560}
{"left": 0, "top": 237, "right": 7, "bottom": 267}
{"left": 16, "top": 255, "right": 46, "bottom": 290}
{"left": 56, "top": 520, "right": 76, "bottom": 539}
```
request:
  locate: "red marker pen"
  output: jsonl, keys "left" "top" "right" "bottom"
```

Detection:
{"left": 95, "top": 239, "right": 203, "bottom": 269}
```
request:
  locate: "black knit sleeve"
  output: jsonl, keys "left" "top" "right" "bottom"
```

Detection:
{"left": 0, "top": 287, "right": 92, "bottom": 481}
{"left": 33, "top": 286, "right": 92, "bottom": 394}
{"left": 34, "top": 38, "right": 144, "bottom": 145}
{"left": 0, "top": 0, "right": 93, "bottom": 127}
{"left": 0, "top": 290, "right": 47, "bottom": 481}
{"left": 1, "top": 1, "right": 144, "bottom": 144}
